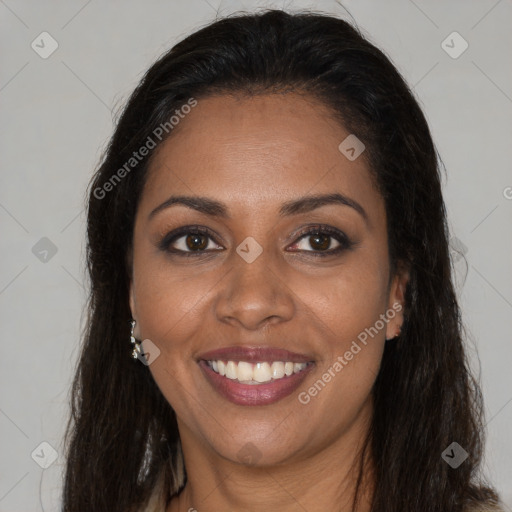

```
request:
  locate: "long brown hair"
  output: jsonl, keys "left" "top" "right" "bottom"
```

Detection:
{"left": 63, "top": 9, "right": 500, "bottom": 512}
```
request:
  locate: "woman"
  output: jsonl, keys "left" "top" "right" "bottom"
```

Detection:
{"left": 62, "top": 9, "right": 504, "bottom": 512}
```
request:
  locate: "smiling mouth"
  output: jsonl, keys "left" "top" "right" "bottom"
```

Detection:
{"left": 197, "top": 346, "right": 315, "bottom": 405}
{"left": 205, "top": 359, "right": 313, "bottom": 384}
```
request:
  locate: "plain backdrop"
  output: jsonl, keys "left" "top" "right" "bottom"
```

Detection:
{"left": 1, "top": 0, "right": 511, "bottom": 510}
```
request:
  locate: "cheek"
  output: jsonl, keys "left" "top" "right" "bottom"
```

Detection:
{"left": 131, "top": 235, "right": 214, "bottom": 345}
{"left": 132, "top": 267, "right": 210, "bottom": 417}
{"left": 293, "top": 252, "right": 389, "bottom": 407}
{"left": 299, "top": 254, "right": 390, "bottom": 349}
{"left": 134, "top": 275, "right": 206, "bottom": 358}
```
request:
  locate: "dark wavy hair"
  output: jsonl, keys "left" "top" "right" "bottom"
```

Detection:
{"left": 62, "top": 8, "right": 500, "bottom": 512}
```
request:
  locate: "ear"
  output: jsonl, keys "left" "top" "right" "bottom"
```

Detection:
{"left": 385, "top": 264, "right": 409, "bottom": 341}
{"left": 127, "top": 245, "right": 136, "bottom": 318}
{"left": 129, "top": 281, "right": 136, "bottom": 319}
{"left": 129, "top": 280, "right": 141, "bottom": 338}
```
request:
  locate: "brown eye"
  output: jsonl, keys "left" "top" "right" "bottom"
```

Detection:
{"left": 293, "top": 232, "right": 340, "bottom": 252}
{"left": 308, "top": 233, "right": 332, "bottom": 251}
{"left": 159, "top": 226, "right": 224, "bottom": 255}
{"left": 287, "top": 225, "right": 354, "bottom": 257}
{"left": 185, "top": 233, "right": 208, "bottom": 251}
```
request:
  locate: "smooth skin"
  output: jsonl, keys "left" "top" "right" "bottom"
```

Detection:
{"left": 129, "top": 93, "right": 408, "bottom": 512}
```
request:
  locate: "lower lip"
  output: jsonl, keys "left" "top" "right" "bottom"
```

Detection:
{"left": 198, "top": 360, "right": 314, "bottom": 406}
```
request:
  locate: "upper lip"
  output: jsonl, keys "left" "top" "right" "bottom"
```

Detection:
{"left": 197, "top": 346, "right": 314, "bottom": 363}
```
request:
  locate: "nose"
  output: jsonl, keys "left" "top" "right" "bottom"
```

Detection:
{"left": 214, "top": 250, "right": 295, "bottom": 331}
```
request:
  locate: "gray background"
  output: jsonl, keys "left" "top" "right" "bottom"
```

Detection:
{"left": 1, "top": 0, "right": 511, "bottom": 510}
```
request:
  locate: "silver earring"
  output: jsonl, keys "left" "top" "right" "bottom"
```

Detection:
{"left": 130, "top": 319, "right": 142, "bottom": 359}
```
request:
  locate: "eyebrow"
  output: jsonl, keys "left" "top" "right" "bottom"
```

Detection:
{"left": 148, "top": 192, "right": 368, "bottom": 224}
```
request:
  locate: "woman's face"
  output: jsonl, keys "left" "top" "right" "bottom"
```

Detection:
{"left": 129, "top": 93, "right": 407, "bottom": 467}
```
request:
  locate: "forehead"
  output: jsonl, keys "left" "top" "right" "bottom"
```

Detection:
{"left": 141, "top": 93, "right": 382, "bottom": 219}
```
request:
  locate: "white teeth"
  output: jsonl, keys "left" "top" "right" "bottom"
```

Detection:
{"left": 237, "top": 361, "right": 254, "bottom": 381}
{"left": 206, "top": 360, "right": 310, "bottom": 383}
{"left": 254, "top": 362, "right": 272, "bottom": 383}
{"left": 225, "top": 361, "right": 238, "bottom": 380}
{"left": 293, "top": 362, "right": 306, "bottom": 374}
{"left": 271, "top": 361, "right": 285, "bottom": 379}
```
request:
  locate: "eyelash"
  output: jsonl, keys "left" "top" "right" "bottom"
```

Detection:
{"left": 159, "top": 224, "right": 355, "bottom": 259}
